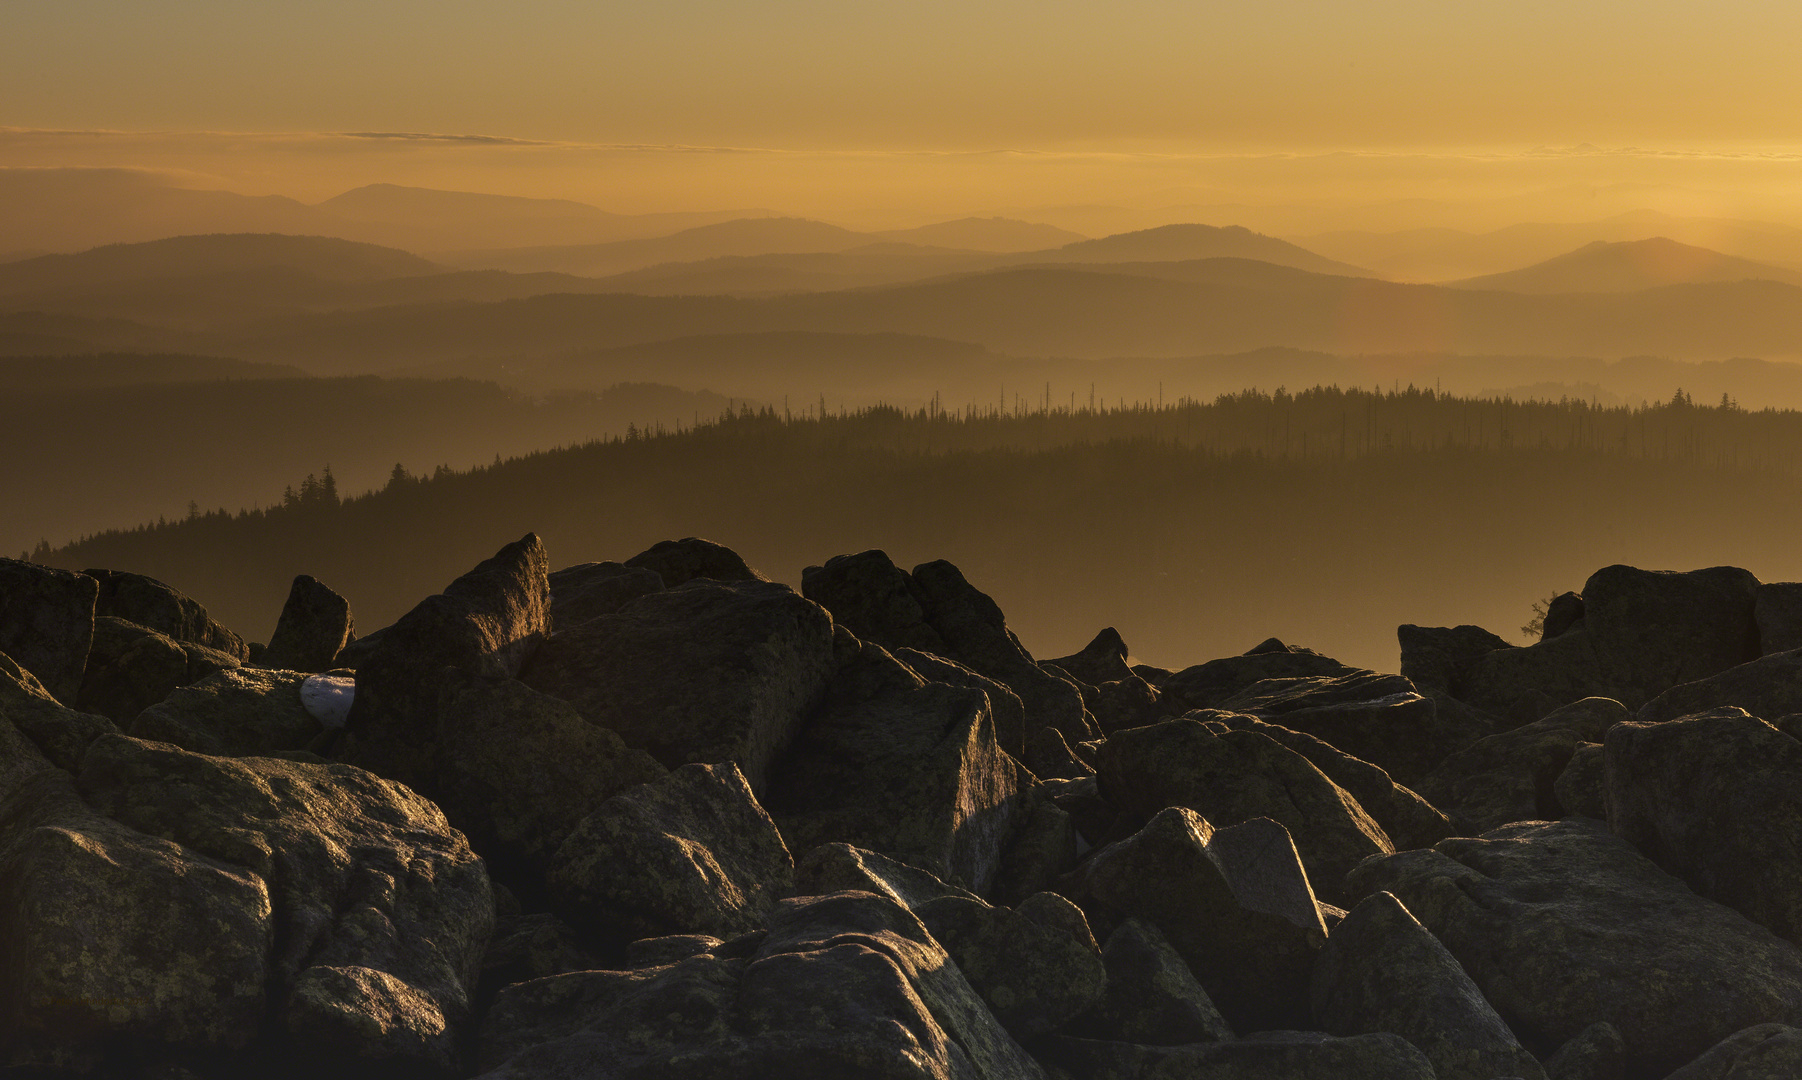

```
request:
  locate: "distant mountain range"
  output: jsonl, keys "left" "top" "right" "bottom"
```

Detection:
{"left": 9, "top": 227, "right": 1802, "bottom": 385}
{"left": 1299, "top": 210, "right": 1802, "bottom": 283}
{"left": 0, "top": 169, "right": 1084, "bottom": 260}
{"left": 442, "top": 220, "right": 1362, "bottom": 282}
{"left": 1444, "top": 237, "right": 1802, "bottom": 293}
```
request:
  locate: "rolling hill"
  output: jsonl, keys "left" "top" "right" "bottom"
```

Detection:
{"left": 1445, "top": 237, "right": 1802, "bottom": 293}
{"left": 1039, "top": 224, "right": 1372, "bottom": 276}
{"left": 870, "top": 217, "right": 1086, "bottom": 251}
{"left": 313, "top": 184, "right": 763, "bottom": 251}
{"left": 1300, "top": 210, "right": 1802, "bottom": 283}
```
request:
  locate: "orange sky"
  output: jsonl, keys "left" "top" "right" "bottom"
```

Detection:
{"left": 4, "top": 2, "right": 1801, "bottom": 228}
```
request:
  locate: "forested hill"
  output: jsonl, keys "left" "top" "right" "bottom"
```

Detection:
{"left": 37, "top": 388, "right": 1802, "bottom": 672}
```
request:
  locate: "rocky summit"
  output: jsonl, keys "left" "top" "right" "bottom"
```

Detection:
{"left": 5, "top": 544, "right": 1802, "bottom": 1079}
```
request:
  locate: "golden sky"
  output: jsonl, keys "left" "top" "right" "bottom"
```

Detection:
{"left": 5, "top": 2, "right": 1801, "bottom": 227}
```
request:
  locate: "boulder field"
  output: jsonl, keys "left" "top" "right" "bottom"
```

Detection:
{"left": 3, "top": 542, "right": 1802, "bottom": 1079}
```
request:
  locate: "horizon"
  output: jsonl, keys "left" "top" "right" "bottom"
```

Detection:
{"left": 6, "top": 4, "right": 1802, "bottom": 233}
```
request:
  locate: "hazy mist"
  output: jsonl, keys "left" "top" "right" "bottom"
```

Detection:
{"left": 9, "top": 0, "right": 1802, "bottom": 675}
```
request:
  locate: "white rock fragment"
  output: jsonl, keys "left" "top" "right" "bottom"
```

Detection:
{"left": 301, "top": 674, "right": 355, "bottom": 729}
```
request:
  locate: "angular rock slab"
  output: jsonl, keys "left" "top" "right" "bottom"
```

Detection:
{"left": 1061, "top": 808, "right": 1326, "bottom": 1033}
{"left": 910, "top": 558, "right": 1094, "bottom": 749}
{"left": 5, "top": 733, "right": 491, "bottom": 1074}
{"left": 1312, "top": 890, "right": 1546, "bottom": 1080}
{"left": 1606, "top": 710, "right": 1802, "bottom": 946}
{"left": 87, "top": 568, "right": 247, "bottom": 660}
{"left": 86, "top": 735, "right": 492, "bottom": 1072}
{"left": 1159, "top": 642, "right": 1357, "bottom": 713}
{"left": 545, "top": 560, "right": 663, "bottom": 631}
{"left": 1416, "top": 695, "right": 1629, "bottom": 833}
{"left": 76, "top": 615, "right": 242, "bottom": 725}
{"left": 1755, "top": 583, "right": 1802, "bottom": 655}
{"left": 0, "top": 558, "right": 96, "bottom": 707}
{"left": 767, "top": 644, "right": 1020, "bottom": 895}
{"left": 0, "top": 771, "right": 272, "bottom": 1072}
{"left": 521, "top": 578, "right": 833, "bottom": 796}
{"left": 1347, "top": 817, "right": 1802, "bottom": 1078}
{"left": 1220, "top": 672, "right": 1482, "bottom": 788}
{"left": 261, "top": 573, "right": 355, "bottom": 671}
{"left": 550, "top": 761, "right": 792, "bottom": 949}
{"left": 623, "top": 536, "right": 765, "bottom": 588}
{"left": 1066, "top": 918, "right": 1234, "bottom": 1046}
{"left": 346, "top": 533, "right": 550, "bottom": 789}
{"left": 914, "top": 891, "right": 1105, "bottom": 1042}
{"left": 1098, "top": 717, "right": 1391, "bottom": 903}
{"left": 476, "top": 890, "right": 1047, "bottom": 1080}
{"left": 1637, "top": 649, "right": 1802, "bottom": 726}
{"left": 805, "top": 551, "right": 1097, "bottom": 751}
{"left": 1202, "top": 713, "right": 1452, "bottom": 852}
{"left": 127, "top": 666, "right": 321, "bottom": 757}
{"left": 794, "top": 841, "right": 983, "bottom": 912}
{"left": 1438, "top": 565, "right": 1761, "bottom": 723}
{"left": 430, "top": 674, "right": 667, "bottom": 881}
{"left": 0, "top": 652, "right": 117, "bottom": 771}
{"left": 802, "top": 548, "right": 950, "bottom": 656}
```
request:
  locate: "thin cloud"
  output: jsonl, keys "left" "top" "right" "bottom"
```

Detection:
{"left": 336, "top": 131, "right": 552, "bottom": 146}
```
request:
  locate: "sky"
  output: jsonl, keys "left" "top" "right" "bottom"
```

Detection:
{"left": 4, "top": 2, "right": 1801, "bottom": 226}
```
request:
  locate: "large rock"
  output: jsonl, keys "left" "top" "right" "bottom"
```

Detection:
{"left": 1204, "top": 713, "right": 1453, "bottom": 851}
{"left": 520, "top": 578, "right": 833, "bottom": 795}
{"left": 910, "top": 559, "right": 1095, "bottom": 748}
{"left": 915, "top": 891, "right": 1106, "bottom": 1042}
{"left": 804, "top": 552, "right": 1095, "bottom": 750}
{"left": 1065, "top": 918, "right": 1234, "bottom": 1045}
{"left": 0, "top": 652, "right": 117, "bottom": 771}
{"left": 1580, "top": 564, "right": 1760, "bottom": 700}
{"left": 0, "top": 558, "right": 96, "bottom": 706}
{"left": 802, "top": 549, "right": 949, "bottom": 656}
{"left": 794, "top": 841, "right": 982, "bottom": 911}
{"left": 1045, "top": 627, "right": 1135, "bottom": 687}
{"left": 1347, "top": 817, "right": 1802, "bottom": 1077}
{"left": 1214, "top": 670, "right": 1485, "bottom": 786}
{"left": 766, "top": 644, "right": 1021, "bottom": 895}
{"left": 1159, "top": 642, "right": 1357, "bottom": 713}
{"left": 475, "top": 890, "right": 1047, "bottom": 1080}
{"left": 1554, "top": 742, "right": 1608, "bottom": 821}
{"left": 1060, "top": 809, "right": 1327, "bottom": 1032}
{"left": 260, "top": 574, "right": 355, "bottom": 672}
{"left": 623, "top": 536, "right": 765, "bottom": 587}
{"left": 1429, "top": 566, "right": 1762, "bottom": 723}
{"left": 431, "top": 674, "right": 667, "bottom": 883}
{"left": 0, "top": 770, "right": 272, "bottom": 1072}
{"left": 1097, "top": 717, "right": 1392, "bottom": 902}
{"left": 545, "top": 561, "right": 664, "bottom": 631}
{"left": 1397, "top": 623, "right": 1515, "bottom": 696}
{"left": 1416, "top": 696, "right": 1629, "bottom": 833}
{"left": 86, "top": 568, "right": 247, "bottom": 660}
{"left": 76, "top": 616, "right": 242, "bottom": 725}
{"left": 990, "top": 796, "right": 1080, "bottom": 906}
{"left": 1312, "top": 890, "right": 1546, "bottom": 1080}
{"left": 1035, "top": 1030, "right": 1436, "bottom": 1080}
{"left": 1755, "top": 583, "right": 1802, "bottom": 655}
{"left": 894, "top": 647, "right": 1030, "bottom": 760}
{"left": 549, "top": 761, "right": 792, "bottom": 950}
{"left": 1637, "top": 649, "right": 1802, "bottom": 726}
{"left": 128, "top": 667, "right": 322, "bottom": 757}
{"left": 1662, "top": 1025, "right": 1802, "bottom": 1080}
{"left": 346, "top": 533, "right": 551, "bottom": 789}
{"left": 4, "top": 733, "right": 492, "bottom": 1074}
{"left": 1605, "top": 709, "right": 1802, "bottom": 947}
